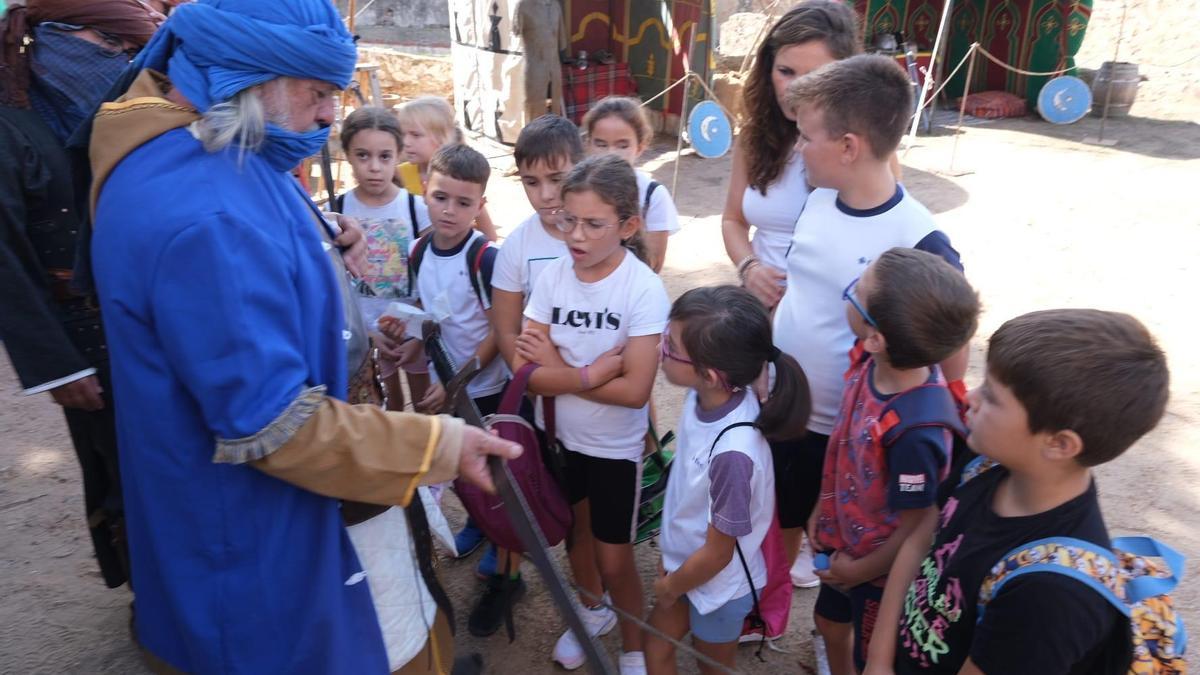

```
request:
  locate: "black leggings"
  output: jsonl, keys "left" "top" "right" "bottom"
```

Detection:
{"left": 769, "top": 431, "right": 830, "bottom": 529}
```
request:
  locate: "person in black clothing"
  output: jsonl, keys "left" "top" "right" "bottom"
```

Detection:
{"left": 0, "top": 1, "right": 164, "bottom": 587}
{"left": 865, "top": 309, "right": 1169, "bottom": 675}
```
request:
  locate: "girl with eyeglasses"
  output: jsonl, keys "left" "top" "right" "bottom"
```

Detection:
{"left": 648, "top": 285, "right": 810, "bottom": 674}
{"left": 513, "top": 154, "right": 669, "bottom": 674}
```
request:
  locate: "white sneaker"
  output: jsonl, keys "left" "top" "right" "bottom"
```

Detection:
{"left": 552, "top": 602, "right": 617, "bottom": 670}
{"left": 738, "top": 626, "right": 783, "bottom": 643}
{"left": 618, "top": 651, "right": 646, "bottom": 674}
{"left": 791, "top": 540, "right": 821, "bottom": 588}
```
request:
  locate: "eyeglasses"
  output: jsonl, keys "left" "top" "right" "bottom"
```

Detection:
{"left": 661, "top": 327, "right": 739, "bottom": 392}
{"left": 843, "top": 277, "right": 877, "bottom": 328}
{"left": 660, "top": 327, "right": 693, "bottom": 365}
{"left": 553, "top": 212, "right": 625, "bottom": 239}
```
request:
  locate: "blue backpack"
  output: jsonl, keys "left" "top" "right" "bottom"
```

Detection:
{"left": 964, "top": 457, "right": 1188, "bottom": 674}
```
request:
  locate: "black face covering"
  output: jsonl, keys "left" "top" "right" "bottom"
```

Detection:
{"left": 28, "top": 22, "right": 131, "bottom": 143}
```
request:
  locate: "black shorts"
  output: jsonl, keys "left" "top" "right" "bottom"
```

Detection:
{"left": 769, "top": 431, "right": 830, "bottom": 529}
{"left": 814, "top": 582, "right": 884, "bottom": 672}
{"left": 561, "top": 445, "right": 641, "bottom": 545}
{"left": 472, "top": 391, "right": 505, "bottom": 418}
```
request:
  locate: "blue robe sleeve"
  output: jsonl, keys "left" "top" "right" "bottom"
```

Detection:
{"left": 149, "top": 212, "right": 318, "bottom": 445}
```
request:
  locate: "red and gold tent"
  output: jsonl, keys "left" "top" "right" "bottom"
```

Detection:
{"left": 451, "top": 0, "right": 713, "bottom": 144}
{"left": 853, "top": 0, "right": 1093, "bottom": 103}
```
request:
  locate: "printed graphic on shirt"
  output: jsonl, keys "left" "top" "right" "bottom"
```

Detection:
{"left": 360, "top": 218, "right": 411, "bottom": 297}
{"left": 900, "top": 528, "right": 967, "bottom": 667}
{"left": 549, "top": 307, "right": 621, "bottom": 331}
{"left": 899, "top": 474, "right": 927, "bottom": 493}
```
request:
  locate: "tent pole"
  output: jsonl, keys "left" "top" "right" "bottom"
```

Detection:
{"left": 948, "top": 43, "right": 976, "bottom": 173}
{"left": 906, "top": 0, "right": 954, "bottom": 149}
{"left": 672, "top": 25, "right": 699, "bottom": 199}
{"left": 1096, "top": 0, "right": 1128, "bottom": 144}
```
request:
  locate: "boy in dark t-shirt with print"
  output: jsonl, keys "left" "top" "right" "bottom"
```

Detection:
{"left": 865, "top": 309, "right": 1168, "bottom": 675}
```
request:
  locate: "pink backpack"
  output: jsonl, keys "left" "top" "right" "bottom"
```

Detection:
{"left": 452, "top": 363, "right": 572, "bottom": 552}
{"left": 742, "top": 513, "right": 792, "bottom": 641}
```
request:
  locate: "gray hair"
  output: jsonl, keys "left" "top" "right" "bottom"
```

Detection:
{"left": 194, "top": 79, "right": 291, "bottom": 158}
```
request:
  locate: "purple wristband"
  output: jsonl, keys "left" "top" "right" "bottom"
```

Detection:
{"left": 579, "top": 365, "right": 590, "bottom": 389}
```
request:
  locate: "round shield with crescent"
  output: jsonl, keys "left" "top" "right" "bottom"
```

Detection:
{"left": 687, "top": 100, "right": 732, "bottom": 158}
{"left": 1037, "top": 76, "right": 1092, "bottom": 125}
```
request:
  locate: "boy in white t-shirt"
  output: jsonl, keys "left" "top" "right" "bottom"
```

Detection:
{"left": 492, "top": 114, "right": 585, "bottom": 365}
{"left": 379, "top": 145, "right": 520, "bottom": 636}
{"left": 767, "top": 55, "right": 971, "bottom": 570}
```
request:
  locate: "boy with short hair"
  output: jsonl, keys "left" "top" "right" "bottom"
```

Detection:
{"left": 812, "top": 248, "right": 980, "bottom": 674}
{"left": 491, "top": 114, "right": 585, "bottom": 363}
{"left": 866, "top": 309, "right": 1167, "bottom": 675}
{"left": 455, "top": 117, "right": 585, "bottom": 637}
{"left": 769, "top": 54, "right": 967, "bottom": 580}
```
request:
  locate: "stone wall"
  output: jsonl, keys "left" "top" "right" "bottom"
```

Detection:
{"left": 339, "top": 0, "right": 448, "bottom": 29}
{"left": 357, "top": 45, "right": 454, "bottom": 103}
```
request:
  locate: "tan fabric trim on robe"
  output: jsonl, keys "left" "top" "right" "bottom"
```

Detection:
{"left": 249, "top": 398, "right": 464, "bottom": 507}
{"left": 89, "top": 69, "right": 198, "bottom": 218}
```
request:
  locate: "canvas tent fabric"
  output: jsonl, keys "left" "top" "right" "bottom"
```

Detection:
{"left": 853, "top": 0, "right": 1092, "bottom": 104}
{"left": 451, "top": 0, "right": 714, "bottom": 144}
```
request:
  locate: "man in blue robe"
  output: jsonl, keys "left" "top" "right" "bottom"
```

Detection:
{"left": 88, "top": 2, "right": 520, "bottom": 672}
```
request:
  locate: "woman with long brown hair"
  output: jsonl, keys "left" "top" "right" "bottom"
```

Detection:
{"left": 719, "top": 0, "right": 862, "bottom": 589}
{"left": 722, "top": 1, "right": 861, "bottom": 309}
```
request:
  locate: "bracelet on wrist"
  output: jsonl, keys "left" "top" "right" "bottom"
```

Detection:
{"left": 736, "top": 254, "right": 759, "bottom": 275}
{"left": 579, "top": 364, "right": 590, "bottom": 389}
{"left": 738, "top": 258, "right": 761, "bottom": 284}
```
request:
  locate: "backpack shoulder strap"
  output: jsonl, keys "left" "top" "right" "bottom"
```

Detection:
{"left": 643, "top": 180, "right": 660, "bottom": 215}
{"left": 707, "top": 419, "right": 768, "bottom": 656}
{"left": 844, "top": 340, "right": 870, "bottom": 381}
{"left": 1110, "top": 536, "right": 1186, "bottom": 604}
{"left": 407, "top": 231, "right": 433, "bottom": 297}
{"left": 874, "top": 383, "right": 967, "bottom": 449}
{"left": 978, "top": 536, "right": 1130, "bottom": 620}
{"left": 465, "top": 234, "right": 494, "bottom": 311}
{"left": 708, "top": 421, "right": 758, "bottom": 461}
{"left": 408, "top": 192, "right": 422, "bottom": 235}
{"left": 956, "top": 454, "right": 999, "bottom": 487}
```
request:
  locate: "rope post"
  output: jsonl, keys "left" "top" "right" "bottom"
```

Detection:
{"left": 1087, "top": 0, "right": 1128, "bottom": 146}
{"left": 948, "top": 43, "right": 978, "bottom": 175}
{"left": 672, "top": 27, "right": 700, "bottom": 200}
{"left": 905, "top": 0, "right": 956, "bottom": 149}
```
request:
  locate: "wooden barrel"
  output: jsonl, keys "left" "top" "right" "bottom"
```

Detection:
{"left": 1091, "top": 61, "right": 1140, "bottom": 118}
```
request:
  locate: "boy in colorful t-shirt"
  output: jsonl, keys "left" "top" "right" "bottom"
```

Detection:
{"left": 811, "top": 248, "right": 979, "bottom": 673}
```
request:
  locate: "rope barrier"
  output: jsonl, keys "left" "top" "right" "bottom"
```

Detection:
{"left": 1138, "top": 53, "right": 1200, "bottom": 70}
{"left": 972, "top": 44, "right": 1074, "bottom": 77}
{"left": 518, "top": 552, "right": 759, "bottom": 674}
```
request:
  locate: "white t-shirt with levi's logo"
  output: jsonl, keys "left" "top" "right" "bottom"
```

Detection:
{"left": 524, "top": 251, "right": 670, "bottom": 460}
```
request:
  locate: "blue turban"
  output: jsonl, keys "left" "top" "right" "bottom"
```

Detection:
{"left": 133, "top": 0, "right": 357, "bottom": 170}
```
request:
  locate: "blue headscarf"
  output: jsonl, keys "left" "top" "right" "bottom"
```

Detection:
{"left": 133, "top": 0, "right": 357, "bottom": 171}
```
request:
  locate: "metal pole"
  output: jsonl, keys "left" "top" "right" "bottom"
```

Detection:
{"left": 907, "top": 0, "right": 955, "bottom": 145}
{"left": 672, "top": 26, "right": 699, "bottom": 199}
{"left": 1096, "top": 0, "right": 1128, "bottom": 144}
{"left": 948, "top": 43, "right": 977, "bottom": 174}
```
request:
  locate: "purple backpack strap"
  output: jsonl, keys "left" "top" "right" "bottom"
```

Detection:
{"left": 503, "top": 363, "right": 556, "bottom": 448}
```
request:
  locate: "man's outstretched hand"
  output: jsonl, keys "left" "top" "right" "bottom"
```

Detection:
{"left": 457, "top": 426, "right": 522, "bottom": 494}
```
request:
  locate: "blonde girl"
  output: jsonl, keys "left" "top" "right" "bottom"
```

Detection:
{"left": 395, "top": 95, "right": 498, "bottom": 240}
